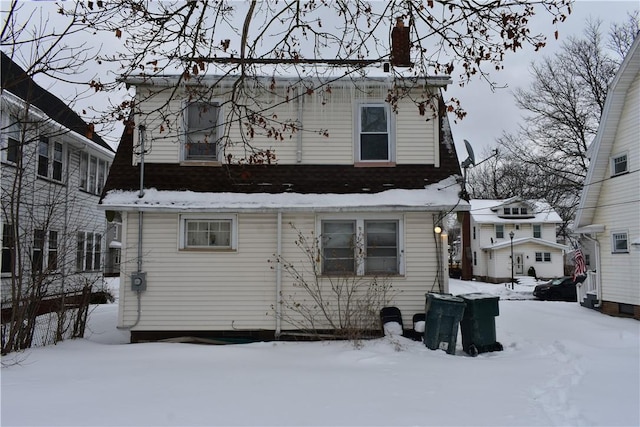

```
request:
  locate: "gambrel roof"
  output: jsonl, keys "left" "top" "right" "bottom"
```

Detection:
{"left": 574, "top": 35, "right": 640, "bottom": 230}
{"left": 0, "top": 51, "right": 114, "bottom": 153}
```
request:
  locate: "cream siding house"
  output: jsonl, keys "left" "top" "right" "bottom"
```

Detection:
{"left": 100, "top": 74, "right": 468, "bottom": 343}
{"left": 1, "top": 52, "right": 115, "bottom": 300}
{"left": 469, "top": 198, "right": 567, "bottom": 283}
{"left": 574, "top": 35, "right": 640, "bottom": 319}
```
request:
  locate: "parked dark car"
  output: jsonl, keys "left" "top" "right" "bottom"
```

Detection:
{"left": 533, "top": 276, "right": 586, "bottom": 302}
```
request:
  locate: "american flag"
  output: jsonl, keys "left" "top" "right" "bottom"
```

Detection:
{"left": 573, "top": 248, "right": 587, "bottom": 280}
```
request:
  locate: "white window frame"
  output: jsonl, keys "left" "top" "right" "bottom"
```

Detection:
{"left": 178, "top": 214, "right": 238, "bottom": 251}
{"left": 37, "top": 137, "right": 64, "bottom": 181}
{"left": 611, "top": 231, "right": 629, "bottom": 254}
{"left": 2, "top": 224, "right": 14, "bottom": 275}
{"left": 535, "top": 252, "right": 551, "bottom": 262}
{"left": 610, "top": 153, "right": 628, "bottom": 176}
{"left": 355, "top": 102, "right": 395, "bottom": 163}
{"left": 3, "top": 115, "right": 21, "bottom": 164}
{"left": 76, "top": 231, "right": 102, "bottom": 272}
{"left": 317, "top": 214, "right": 404, "bottom": 276}
{"left": 503, "top": 207, "right": 511, "bottom": 215}
{"left": 533, "top": 224, "right": 541, "bottom": 238}
{"left": 80, "top": 152, "right": 109, "bottom": 195}
{"left": 183, "top": 100, "right": 223, "bottom": 162}
{"left": 495, "top": 224, "right": 504, "bottom": 239}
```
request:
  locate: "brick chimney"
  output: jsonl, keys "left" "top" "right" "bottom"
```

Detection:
{"left": 391, "top": 18, "right": 411, "bottom": 67}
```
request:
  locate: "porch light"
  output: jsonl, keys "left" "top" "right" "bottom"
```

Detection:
{"left": 434, "top": 226, "right": 442, "bottom": 234}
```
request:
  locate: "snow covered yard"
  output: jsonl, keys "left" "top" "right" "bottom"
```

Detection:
{"left": 1, "top": 278, "right": 638, "bottom": 427}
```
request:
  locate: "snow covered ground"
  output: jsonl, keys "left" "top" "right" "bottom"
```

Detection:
{"left": 2, "top": 277, "right": 639, "bottom": 427}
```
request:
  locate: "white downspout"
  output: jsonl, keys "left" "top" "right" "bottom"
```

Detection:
{"left": 583, "top": 234, "right": 602, "bottom": 307}
{"left": 275, "top": 211, "right": 283, "bottom": 338}
{"left": 296, "top": 87, "right": 303, "bottom": 163}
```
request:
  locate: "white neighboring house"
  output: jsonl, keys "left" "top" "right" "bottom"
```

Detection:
{"left": 99, "top": 73, "right": 469, "bottom": 343}
{"left": 1, "top": 52, "right": 116, "bottom": 299}
{"left": 574, "top": 34, "right": 640, "bottom": 319}
{"left": 469, "top": 198, "right": 567, "bottom": 283}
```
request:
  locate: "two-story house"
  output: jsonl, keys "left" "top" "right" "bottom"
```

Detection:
{"left": 468, "top": 198, "right": 567, "bottom": 283}
{"left": 1, "top": 52, "right": 115, "bottom": 301}
{"left": 99, "top": 73, "right": 469, "bottom": 343}
{"left": 574, "top": 34, "right": 639, "bottom": 319}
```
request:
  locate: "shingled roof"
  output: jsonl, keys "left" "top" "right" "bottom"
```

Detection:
{"left": 101, "top": 108, "right": 463, "bottom": 200}
{"left": 1, "top": 51, "right": 113, "bottom": 153}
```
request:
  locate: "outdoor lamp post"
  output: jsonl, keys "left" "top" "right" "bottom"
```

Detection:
{"left": 509, "top": 230, "right": 515, "bottom": 290}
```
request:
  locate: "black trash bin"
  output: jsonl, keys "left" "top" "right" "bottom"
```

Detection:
{"left": 424, "top": 293, "right": 466, "bottom": 355}
{"left": 458, "top": 293, "right": 503, "bottom": 357}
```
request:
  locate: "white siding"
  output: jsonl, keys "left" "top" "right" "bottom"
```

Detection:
{"left": 132, "top": 84, "right": 441, "bottom": 166}
{"left": 592, "top": 72, "right": 640, "bottom": 305}
{"left": 119, "top": 211, "right": 443, "bottom": 331}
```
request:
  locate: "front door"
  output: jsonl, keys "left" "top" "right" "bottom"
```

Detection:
{"left": 515, "top": 253, "right": 524, "bottom": 275}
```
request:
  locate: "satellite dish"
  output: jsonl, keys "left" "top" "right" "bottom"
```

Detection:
{"left": 461, "top": 139, "right": 476, "bottom": 168}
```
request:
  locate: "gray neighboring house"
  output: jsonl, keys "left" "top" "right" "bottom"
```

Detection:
{"left": 1, "top": 52, "right": 117, "bottom": 299}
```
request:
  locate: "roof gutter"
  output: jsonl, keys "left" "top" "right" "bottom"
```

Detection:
{"left": 98, "top": 204, "right": 470, "bottom": 214}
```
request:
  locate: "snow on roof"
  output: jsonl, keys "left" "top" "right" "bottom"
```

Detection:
{"left": 101, "top": 176, "right": 469, "bottom": 212}
{"left": 469, "top": 199, "right": 562, "bottom": 223}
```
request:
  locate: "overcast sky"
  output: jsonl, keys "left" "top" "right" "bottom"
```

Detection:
{"left": 5, "top": 1, "right": 638, "bottom": 161}
{"left": 448, "top": 0, "right": 638, "bottom": 162}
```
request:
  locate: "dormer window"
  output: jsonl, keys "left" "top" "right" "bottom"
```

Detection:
{"left": 521, "top": 207, "right": 528, "bottom": 215}
{"left": 184, "top": 101, "right": 222, "bottom": 161}
{"left": 512, "top": 207, "right": 519, "bottom": 215}
{"left": 503, "top": 208, "right": 511, "bottom": 215}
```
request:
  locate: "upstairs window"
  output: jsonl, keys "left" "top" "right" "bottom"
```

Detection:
{"left": 533, "top": 224, "right": 541, "bottom": 238}
{"left": 495, "top": 224, "right": 504, "bottom": 239}
{"left": 512, "top": 207, "right": 520, "bottom": 215}
{"left": 4, "top": 116, "right": 21, "bottom": 164}
{"left": 32, "top": 229, "right": 45, "bottom": 273}
{"left": 503, "top": 208, "right": 511, "bottom": 215}
{"left": 611, "top": 154, "right": 628, "bottom": 176}
{"left": 184, "top": 101, "right": 221, "bottom": 161}
{"left": 37, "top": 138, "right": 63, "bottom": 181}
{"left": 611, "top": 232, "right": 628, "bottom": 254}
{"left": 357, "top": 104, "right": 393, "bottom": 162}
{"left": 79, "top": 152, "right": 109, "bottom": 195}
{"left": 520, "top": 207, "right": 528, "bottom": 215}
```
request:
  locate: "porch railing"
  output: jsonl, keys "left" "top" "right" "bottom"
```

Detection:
{"left": 577, "top": 270, "right": 599, "bottom": 303}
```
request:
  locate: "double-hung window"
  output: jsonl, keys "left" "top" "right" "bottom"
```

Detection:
{"left": 184, "top": 101, "right": 221, "bottom": 161}
{"left": 535, "top": 252, "right": 551, "bottom": 262}
{"left": 495, "top": 224, "right": 504, "bottom": 239}
{"left": 320, "top": 217, "right": 401, "bottom": 275}
{"left": 37, "top": 138, "right": 63, "bottom": 181}
{"left": 4, "top": 116, "right": 21, "bottom": 164}
{"left": 76, "top": 232, "right": 102, "bottom": 271}
{"left": 357, "top": 103, "right": 393, "bottom": 162}
{"left": 32, "top": 229, "right": 45, "bottom": 273}
{"left": 79, "top": 152, "right": 109, "bottom": 194}
{"left": 611, "top": 154, "right": 628, "bottom": 176}
{"left": 2, "top": 224, "right": 14, "bottom": 274}
{"left": 611, "top": 232, "right": 628, "bottom": 253}
{"left": 533, "top": 224, "right": 541, "bottom": 238}
{"left": 179, "top": 215, "right": 237, "bottom": 250}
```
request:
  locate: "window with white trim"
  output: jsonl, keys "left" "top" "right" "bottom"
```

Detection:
{"left": 533, "top": 224, "right": 541, "bottom": 238}
{"left": 184, "top": 101, "right": 222, "bottom": 161}
{"left": 37, "top": 138, "right": 63, "bottom": 181}
{"left": 535, "top": 252, "right": 551, "bottom": 262}
{"left": 2, "top": 224, "right": 14, "bottom": 274}
{"left": 495, "top": 224, "right": 504, "bottom": 239}
{"left": 611, "top": 153, "right": 628, "bottom": 176}
{"left": 79, "top": 152, "right": 109, "bottom": 195}
{"left": 179, "top": 215, "right": 237, "bottom": 250}
{"left": 4, "top": 116, "right": 21, "bottom": 164}
{"left": 320, "top": 217, "right": 402, "bottom": 275}
{"left": 357, "top": 103, "right": 393, "bottom": 162}
{"left": 76, "top": 232, "right": 102, "bottom": 271}
{"left": 33, "top": 229, "right": 45, "bottom": 274}
{"left": 611, "top": 232, "right": 628, "bottom": 253}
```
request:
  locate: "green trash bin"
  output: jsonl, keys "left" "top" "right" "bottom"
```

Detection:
{"left": 424, "top": 293, "right": 466, "bottom": 355}
{"left": 458, "top": 293, "right": 503, "bottom": 357}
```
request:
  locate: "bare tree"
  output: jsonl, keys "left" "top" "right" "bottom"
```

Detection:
{"left": 56, "top": 0, "right": 573, "bottom": 162}
{"left": 471, "top": 16, "right": 638, "bottom": 239}
{"left": 1, "top": 2, "right": 111, "bottom": 354}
